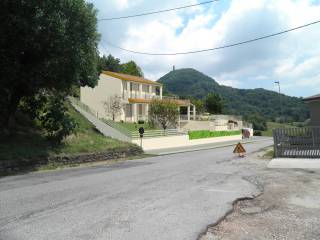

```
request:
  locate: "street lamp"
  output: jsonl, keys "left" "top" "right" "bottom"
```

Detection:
{"left": 274, "top": 81, "right": 283, "bottom": 122}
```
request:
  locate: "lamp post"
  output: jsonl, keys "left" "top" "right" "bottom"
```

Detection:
{"left": 274, "top": 81, "right": 283, "bottom": 122}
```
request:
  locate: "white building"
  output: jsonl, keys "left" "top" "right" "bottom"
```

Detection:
{"left": 80, "top": 71, "right": 195, "bottom": 122}
{"left": 304, "top": 94, "right": 320, "bottom": 126}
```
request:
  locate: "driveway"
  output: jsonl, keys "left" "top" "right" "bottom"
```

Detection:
{"left": 0, "top": 140, "right": 272, "bottom": 240}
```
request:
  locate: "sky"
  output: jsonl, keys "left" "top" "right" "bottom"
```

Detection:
{"left": 88, "top": 0, "right": 320, "bottom": 97}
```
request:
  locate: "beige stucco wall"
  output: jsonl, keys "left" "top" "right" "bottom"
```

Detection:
{"left": 180, "top": 120, "right": 244, "bottom": 131}
{"left": 307, "top": 100, "right": 320, "bottom": 126}
{"left": 80, "top": 74, "right": 122, "bottom": 120}
{"left": 132, "top": 134, "right": 242, "bottom": 151}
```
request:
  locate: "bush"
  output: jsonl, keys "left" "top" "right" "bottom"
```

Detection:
{"left": 138, "top": 120, "right": 145, "bottom": 124}
{"left": 38, "top": 96, "right": 77, "bottom": 143}
{"left": 244, "top": 113, "right": 267, "bottom": 131}
{"left": 253, "top": 130, "right": 262, "bottom": 136}
{"left": 189, "top": 130, "right": 241, "bottom": 140}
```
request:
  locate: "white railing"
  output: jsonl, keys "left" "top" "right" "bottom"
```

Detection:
{"left": 131, "top": 129, "right": 188, "bottom": 139}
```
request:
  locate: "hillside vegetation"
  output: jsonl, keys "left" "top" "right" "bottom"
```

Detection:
{"left": 158, "top": 68, "right": 309, "bottom": 122}
{"left": 0, "top": 102, "right": 138, "bottom": 162}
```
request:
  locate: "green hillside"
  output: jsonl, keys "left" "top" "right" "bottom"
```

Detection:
{"left": 158, "top": 68, "right": 309, "bottom": 122}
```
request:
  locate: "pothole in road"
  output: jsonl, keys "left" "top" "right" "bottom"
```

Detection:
{"left": 239, "top": 206, "right": 262, "bottom": 214}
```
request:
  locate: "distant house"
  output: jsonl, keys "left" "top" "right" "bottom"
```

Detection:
{"left": 273, "top": 94, "right": 320, "bottom": 158}
{"left": 80, "top": 71, "right": 194, "bottom": 122}
{"left": 304, "top": 94, "right": 320, "bottom": 126}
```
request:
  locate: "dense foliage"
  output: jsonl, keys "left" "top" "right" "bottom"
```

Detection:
{"left": 99, "top": 54, "right": 143, "bottom": 77}
{"left": 205, "top": 93, "right": 224, "bottom": 114}
{"left": 38, "top": 96, "right": 77, "bottom": 142}
{"left": 158, "top": 68, "right": 309, "bottom": 122}
{"left": 244, "top": 113, "right": 267, "bottom": 131}
{"left": 149, "top": 99, "right": 179, "bottom": 130}
{"left": 0, "top": 0, "right": 100, "bottom": 139}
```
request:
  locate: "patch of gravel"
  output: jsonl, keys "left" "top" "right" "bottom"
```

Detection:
{"left": 200, "top": 149, "right": 320, "bottom": 240}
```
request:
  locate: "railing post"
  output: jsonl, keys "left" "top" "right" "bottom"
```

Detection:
{"left": 312, "top": 128, "right": 315, "bottom": 147}
{"left": 273, "top": 129, "right": 278, "bottom": 158}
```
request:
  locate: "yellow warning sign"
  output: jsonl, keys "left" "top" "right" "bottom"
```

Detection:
{"left": 233, "top": 142, "right": 246, "bottom": 157}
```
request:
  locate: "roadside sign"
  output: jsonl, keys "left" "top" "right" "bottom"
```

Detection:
{"left": 138, "top": 127, "right": 144, "bottom": 147}
{"left": 139, "top": 127, "right": 144, "bottom": 138}
{"left": 233, "top": 142, "right": 246, "bottom": 157}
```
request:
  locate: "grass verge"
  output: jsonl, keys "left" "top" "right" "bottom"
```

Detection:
{"left": 188, "top": 130, "right": 241, "bottom": 140}
{"left": 261, "top": 122, "right": 294, "bottom": 137}
{"left": 0, "top": 101, "right": 142, "bottom": 172}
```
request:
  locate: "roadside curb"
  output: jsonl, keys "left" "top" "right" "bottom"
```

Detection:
{"left": 147, "top": 138, "right": 272, "bottom": 156}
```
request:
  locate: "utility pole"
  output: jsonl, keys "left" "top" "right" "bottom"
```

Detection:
{"left": 274, "top": 81, "right": 283, "bottom": 122}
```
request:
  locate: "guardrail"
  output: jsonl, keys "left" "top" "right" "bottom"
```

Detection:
{"left": 273, "top": 127, "right": 320, "bottom": 158}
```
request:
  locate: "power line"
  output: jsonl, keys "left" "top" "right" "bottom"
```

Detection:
{"left": 99, "top": 0, "right": 219, "bottom": 21}
{"left": 104, "top": 19, "right": 320, "bottom": 55}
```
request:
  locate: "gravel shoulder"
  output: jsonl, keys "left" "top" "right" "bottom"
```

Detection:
{"left": 201, "top": 148, "right": 320, "bottom": 240}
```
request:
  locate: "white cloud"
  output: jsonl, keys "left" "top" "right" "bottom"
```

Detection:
{"left": 94, "top": 0, "right": 320, "bottom": 97}
{"left": 216, "top": 79, "right": 240, "bottom": 87}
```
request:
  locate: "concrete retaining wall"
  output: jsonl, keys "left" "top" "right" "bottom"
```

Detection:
{"left": 0, "top": 147, "right": 143, "bottom": 173}
{"left": 133, "top": 134, "right": 242, "bottom": 151}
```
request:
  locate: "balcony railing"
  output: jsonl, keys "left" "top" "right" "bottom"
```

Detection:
{"left": 123, "top": 90, "right": 160, "bottom": 99}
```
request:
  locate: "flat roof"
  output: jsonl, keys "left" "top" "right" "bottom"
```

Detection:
{"left": 102, "top": 71, "right": 162, "bottom": 86}
{"left": 304, "top": 94, "right": 320, "bottom": 102}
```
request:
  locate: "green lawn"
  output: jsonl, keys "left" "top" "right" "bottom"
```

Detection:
{"left": 0, "top": 101, "right": 138, "bottom": 162}
{"left": 261, "top": 122, "right": 294, "bottom": 137}
{"left": 188, "top": 130, "right": 241, "bottom": 140}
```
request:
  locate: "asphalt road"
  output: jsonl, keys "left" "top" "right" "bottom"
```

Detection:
{"left": 0, "top": 140, "right": 272, "bottom": 240}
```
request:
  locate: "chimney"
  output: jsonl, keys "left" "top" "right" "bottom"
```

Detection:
{"left": 172, "top": 65, "right": 175, "bottom": 71}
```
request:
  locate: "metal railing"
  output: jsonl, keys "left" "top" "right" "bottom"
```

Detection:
{"left": 273, "top": 127, "right": 320, "bottom": 158}
{"left": 131, "top": 129, "right": 187, "bottom": 139}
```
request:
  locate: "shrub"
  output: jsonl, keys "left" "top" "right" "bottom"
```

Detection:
{"left": 253, "top": 130, "right": 262, "bottom": 136}
{"left": 138, "top": 120, "right": 145, "bottom": 124}
{"left": 38, "top": 96, "right": 77, "bottom": 143}
{"left": 189, "top": 130, "right": 241, "bottom": 140}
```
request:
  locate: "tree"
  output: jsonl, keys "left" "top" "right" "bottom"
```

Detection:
{"left": 0, "top": 0, "right": 100, "bottom": 130}
{"left": 190, "top": 98, "right": 205, "bottom": 115}
{"left": 121, "top": 61, "right": 144, "bottom": 77}
{"left": 244, "top": 113, "right": 267, "bottom": 131}
{"left": 103, "top": 95, "right": 123, "bottom": 121}
{"left": 38, "top": 95, "right": 78, "bottom": 143}
{"left": 149, "top": 99, "right": 179, "bottom": 130}
{"left": 205, "top": 93, "right": 224, "bottom": 114}
{"left": 99, "top": 54, "right": 121, "bottom": 72}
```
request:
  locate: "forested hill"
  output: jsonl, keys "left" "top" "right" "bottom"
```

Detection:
{"left": 158, "top": 68, "right": 309, "bottom": 122}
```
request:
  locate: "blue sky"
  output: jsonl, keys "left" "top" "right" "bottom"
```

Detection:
{"left": 89, "top": 0, "right": 320, "bottom": 97}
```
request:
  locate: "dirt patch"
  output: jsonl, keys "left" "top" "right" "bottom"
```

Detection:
{"left": 201, "top": 150, "right": 320, "bottom": 240}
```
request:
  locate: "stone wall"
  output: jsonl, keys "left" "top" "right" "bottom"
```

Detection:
{"left": 0, "top": 146, "right": 143, "bottom": 173}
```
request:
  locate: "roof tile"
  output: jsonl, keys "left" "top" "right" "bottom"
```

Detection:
{"left": 102, "top": 71, "right": 162, "bottom": 86}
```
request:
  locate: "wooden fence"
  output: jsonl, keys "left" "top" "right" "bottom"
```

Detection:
{"left": 273, "top": 127, "right": 320, "bottom": 158}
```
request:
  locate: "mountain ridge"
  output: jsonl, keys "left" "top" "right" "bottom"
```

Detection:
{"left": 157, "top": 68, "right": 309, "bottom": 122}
